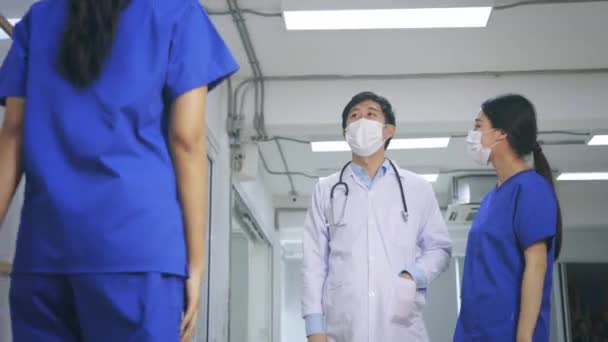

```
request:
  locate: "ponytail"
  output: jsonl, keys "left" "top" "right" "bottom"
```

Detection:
{"left": 58, "top": 0, "right": 132, "bottom": 88}
{"left": 533, "top": 144, "right": 563, "bottom": 259}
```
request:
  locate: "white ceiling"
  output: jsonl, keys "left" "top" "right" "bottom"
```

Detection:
{"left": 204, "top": 1, "right": 608, "bottom": 77}
{"left": 208, "top": 0, "right": 608, "bottom": 201}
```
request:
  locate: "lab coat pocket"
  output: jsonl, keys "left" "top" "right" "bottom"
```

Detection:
{"left": 324, "top": 285, "right": 354, "bottom": 341}
{"left": 390, "top": 277, "right": 417, "bottom": 326}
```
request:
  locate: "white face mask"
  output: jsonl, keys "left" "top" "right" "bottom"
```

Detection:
{"left": 345, "top": 119, "right": 386, "bottom": 157}
{"left": 466, "top": 130, "right": 494, "bottom": 166}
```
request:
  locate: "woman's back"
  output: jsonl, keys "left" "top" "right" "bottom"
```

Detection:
{"left": 0, "top": 0, "right": 238, "bottom": 275}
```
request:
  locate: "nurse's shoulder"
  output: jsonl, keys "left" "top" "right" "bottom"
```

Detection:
{"left": 18, "top": 0, "right": 56, "bottom": 25}
{"left": 515, "top": 170, "right": 557, "bottom": 199}
{"left": 151, "top": 0, "right": 209, "bottom": 20}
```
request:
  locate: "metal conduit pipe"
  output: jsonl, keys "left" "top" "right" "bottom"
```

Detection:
{"left": 225, "top": 1, "right": 259, "bottom": 125}
{"left": 0, "top": 13, "right": 13, "bottom": 38}
{"left": 234, "top": 68, "right": 608, "bottom": 90}
{"left": 226, "top": 0, "right": 269, "bottom": 140}
{"left": 224, "top": 1, "right": 299, "bottom": 194}
{"left": 495, "top": 0, "right": 608, "bottom": 10}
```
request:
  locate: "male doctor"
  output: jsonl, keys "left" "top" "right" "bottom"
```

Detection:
{"left": 302, "top": 92, "right": 453, "bottom": 342}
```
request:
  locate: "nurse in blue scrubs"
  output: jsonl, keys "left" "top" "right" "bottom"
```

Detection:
{"left": 0, "top": 0, "right": 238, "bottom": 341}
{"left": 454, "top": 94, "right": 563, "bottom": 342}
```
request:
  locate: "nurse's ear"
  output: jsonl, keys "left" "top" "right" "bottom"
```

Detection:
{"left": 495, "top": 128, "right": 508, "bottom": 142}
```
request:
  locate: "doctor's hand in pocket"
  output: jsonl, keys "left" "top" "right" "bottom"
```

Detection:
{"left": 308, "top": 335, "right": 327, "bottom": 342}
{"left": 399, "top": 272, "right": 414, "bottom": 281}
{"left": 391, "top": 272, "right": 418, "bottom": 326}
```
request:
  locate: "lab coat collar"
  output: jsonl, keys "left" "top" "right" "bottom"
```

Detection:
{"left": 384, "top": 158, "right": 406, "bottom": 179}
{"left": 345, "top": 158, "right": 404, "bottom": 181}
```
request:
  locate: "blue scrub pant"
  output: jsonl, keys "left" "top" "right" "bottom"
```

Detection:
{"left": 9, "top": 273, "right": 184, "bottom": 342}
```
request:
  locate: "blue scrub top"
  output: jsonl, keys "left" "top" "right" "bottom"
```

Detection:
{"left": 0, "top": 0, "right": 239, "bottom": 276}
{"left": 455, "top": 170, "right": 558, "bottom": 342}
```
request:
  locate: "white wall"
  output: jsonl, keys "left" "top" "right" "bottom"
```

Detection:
{"left": 197, "top": 84, "right": 235, "bottom": 342}
{"left": 423, "top": 260, "right": 460, "bottom": 342}
{"left": 281, "top": 258, "right": 306, "bottom": 342}
{"left": 233, "top": 140, "right": 299, "bottom": 342}
{"left": 248, "top": 239, "right": 273, "bottom": 342}
{"left": 234, "top": 174, "right": 276, "bottom": 240}
{"left": 242, "top": 74, "right": 608, "bottom": 139}
{"left": 229, "top": 228, "right": 250, "bottom": 342}
{"left": 233, "top": 165, "right": 281, "bottom": 342}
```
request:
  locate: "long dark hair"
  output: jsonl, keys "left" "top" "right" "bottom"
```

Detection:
{"left": 58, "top": 0, "right": 132, "bottom": 88}
{"left": 482, "top": 94, "right": 563, "bottom": 259}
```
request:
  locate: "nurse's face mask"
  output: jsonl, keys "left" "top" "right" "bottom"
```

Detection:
{"left": 466, "top": 128, "right": 502, "bottom": 166}
{"left": 345, "top": 119, "right": 387, "bottom": 157}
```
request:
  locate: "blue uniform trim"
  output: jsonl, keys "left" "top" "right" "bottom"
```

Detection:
{"left": 402, "top": 265, "right": 428, "bottom": 289}
{"left": 304, "top": 314, "right": 325, "bottom": 336}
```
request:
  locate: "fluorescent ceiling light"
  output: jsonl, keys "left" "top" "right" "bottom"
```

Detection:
{"left": 557, "top": 173, "right": 608, "bottom": 181}
{"left": 284, "top": 7, "right": 492, "bottom": 30}
{"left": 310, "top": 137, "right": 450, "bottom": 152}
{"left": 0, "top": 18, "right": 20, "bottom": 40}
{"left": 588, "top": 135, "right": 608, "bottom": 146}
{"left": 311, "top": 141, "right": 351, "bottom": 152}
{"left": 389, "top": 137, "right": 450, "bottom": 150}
{"left": 421, "top": 174, "right": 439, "bottom": 183}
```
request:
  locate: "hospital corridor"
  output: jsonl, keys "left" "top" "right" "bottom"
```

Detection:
{"left": 1, "top": 0, "right": 608, "bottom": 341}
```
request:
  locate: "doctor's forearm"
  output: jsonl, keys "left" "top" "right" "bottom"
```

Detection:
{"left": 412, "top": 248, "right": 451, "bottom": 288}
{"left": 308, "top": 335, "right": 327, "bottom": 342}
{"left": 517, "top": 244, "right": 548, "bottom": 341}
{"left": 0, "top": 98, "right": 24, "bottom": 225}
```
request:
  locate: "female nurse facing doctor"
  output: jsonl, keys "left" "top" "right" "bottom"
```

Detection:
{"left": 454, "top": 94, "right": 563, "bottom": 342}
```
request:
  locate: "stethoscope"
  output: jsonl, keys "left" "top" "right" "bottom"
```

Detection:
{"left": 330, "top": 159, "right": 409, "bottom": 227}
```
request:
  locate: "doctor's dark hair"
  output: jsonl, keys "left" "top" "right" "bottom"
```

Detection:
{"left": 342, "top": 92, "right": 396, "bottom": 149}
{"left": 58, "top": 0, "right": 132, "bottom": 88}
{"left": 482, "top": 94, "right": 563, "bottom": 259}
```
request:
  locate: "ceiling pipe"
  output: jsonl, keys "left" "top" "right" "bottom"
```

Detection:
{"left": 226, "top": 0, "right": 268, "bottom": 140}
{"left": 495, "top": 0, "right": 608, "bottom": 10}
{"left": 0, "top": 13, "right": 13, "bottom": 38}
{"left": 235, "top": 67, "right": 608, "bottom": 89}
{"left": 226, "top": 0, "right": 297, "bottom": 194}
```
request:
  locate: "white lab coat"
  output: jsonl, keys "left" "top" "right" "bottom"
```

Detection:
{"left": 301, "top": 161, "right": 452, "bottom": 342}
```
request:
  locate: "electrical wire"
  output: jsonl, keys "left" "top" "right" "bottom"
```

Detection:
{"left": 206, "top": 8, "right": 282, "bottom": 17}
{"left": 494, "top": 0, "right": 606, "bottom": 10}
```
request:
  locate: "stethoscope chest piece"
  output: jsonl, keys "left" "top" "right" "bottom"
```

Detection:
{"left": 401, "top": 210, "right": 409, "bottom": 222}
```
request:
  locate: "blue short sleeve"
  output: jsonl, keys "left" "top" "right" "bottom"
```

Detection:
{"left": 514, "top": 179, "right": 558, "bottom": 250}
{"left": 165, "top": 2, "right": 239, "bottom": 101}
{"left": 0, "top": 13, "right": 30, "bottom": 106}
